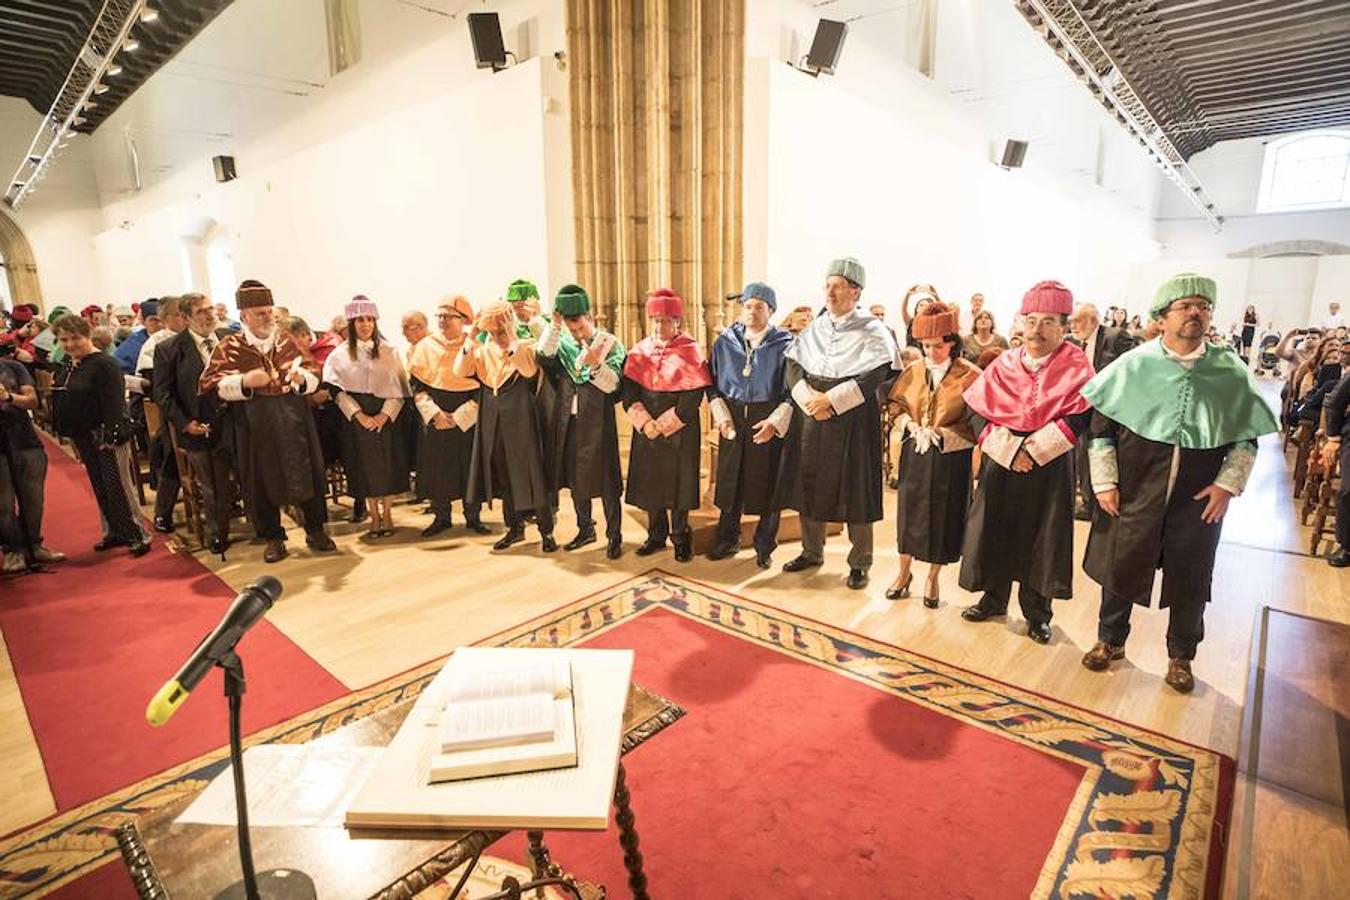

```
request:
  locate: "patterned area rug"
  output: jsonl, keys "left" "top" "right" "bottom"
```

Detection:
{"left": 0, "top": 572, "right": 1233, "bottom": 899}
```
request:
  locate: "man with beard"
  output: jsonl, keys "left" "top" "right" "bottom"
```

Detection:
{"left": 199, "top": 280, "right": 337, "bottom": 563}
{"left": 706, "top": 282, "right": 793, "bottom": 568}
{"left": 958, "top": 280, "right": 1095, "bottom": 644}
{"left": 1080, "top": 274, "right": 1278, "bottom": 691}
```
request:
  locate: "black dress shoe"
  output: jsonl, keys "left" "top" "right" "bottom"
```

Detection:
{"left": 493, "top": 527, "right": 526, "bottom": 550}
{"left": 635, "top": 537, "right": 666, "bottom": 556}
{"left": 306, "top": 532, "right": 337, "bottom": 553}
{"left": 466, "top": 520, "right": 492, "bottom": 535}
{"left": 606, "top": 539, "right": 623, "bottom": 560}
{"left": 541, "top": 534, "right": 559, "bottom": 553}
{"left": 961, "top": 604, "right": 1005, "bottom": 622}
{"left": 128, "top": 541, "right": 153, "bottom": 558}
{"left": 884, "top": 573, "right": 912, "bottom": 601}
{"left": 923, "top": 594, "right": 940, "bottom": 609}
{"left": 673, "top": 541, "right": 693, "bottom": 563}
{"left": 421, "top": 517, "right": 452, "bottom": 538}
{"left": 1027, "top": 622, "right": 1053, "bottom": 644}
{"left": 781, "top": 555, "right": 822, "bottom": 573}
{"left": 208, "top": 536, "right": 230, "bottom": 556}
{"left": 264, "top": 539, "right": 288, "bottom": 563}
{"left": 153, "top": 516, "right": 175, "bottom": 534}
{"left": 93, "top": 537, "right": 129, "bottom": 552}
{"left": 1329, "top": 547, "right": 1350, "bottom": 568}
{"left": 755, "top": 551, "right": 772, "bottom": 570}
{"left": 564, "top": 528, "right": 597, "bottom": 551}
{"left": 846, "top": 568, "right": 868, "bottom": 590}
{"left": 705, "top": 542, "right": 740, "bottom": 561}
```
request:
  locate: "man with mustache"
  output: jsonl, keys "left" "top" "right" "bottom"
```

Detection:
{"left": 1079, "top": 274, "right": 1278, "bottom": 692}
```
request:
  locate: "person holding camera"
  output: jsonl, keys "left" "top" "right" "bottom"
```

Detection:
{"left": 51, "top": 315, "right": 151, "bottom": 557}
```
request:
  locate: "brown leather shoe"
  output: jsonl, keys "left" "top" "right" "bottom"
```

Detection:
{"left": 1082, "top": 641, "right": 1125, "bottom": 671}
{"left": 263, "top": 539, "right": 288, "bottom": 564}
{"left": 1165, "top": 658, "right": 1195, "bottom": 693}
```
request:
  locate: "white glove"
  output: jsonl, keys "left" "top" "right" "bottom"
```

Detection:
{"left": 912, "top": 426, "right": 943, "bottom": 455}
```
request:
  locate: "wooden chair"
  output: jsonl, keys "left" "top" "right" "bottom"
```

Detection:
{"left": 1290, "top": 423, "right": 1315, "bottom": 498}
{"left": 148, "top": 399, "right": 208, "bottom": 550}
{"left": 1309, "top": 448, "right": 1340, "bottom": 557}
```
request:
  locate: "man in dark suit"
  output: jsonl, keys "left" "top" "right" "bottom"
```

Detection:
{"left": 1069, "top": 303, "right": 1139, "bottom": 519}
{"left": 152, "top": 293, "right": 235, "bottom": 554}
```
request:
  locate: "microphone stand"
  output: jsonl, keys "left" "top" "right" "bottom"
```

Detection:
{"left": 215, "top": 651, "right": 316, "bottom": 900}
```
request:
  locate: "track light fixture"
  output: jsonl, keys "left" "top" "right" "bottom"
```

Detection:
{"left": 123, "top": 38, "right": 140, "bottom": 52}
{"left": 140, "top": 6, "right": 159, "bottom": 23}
{"left": 107, "top": 63, "right": 123, "bottom": 76}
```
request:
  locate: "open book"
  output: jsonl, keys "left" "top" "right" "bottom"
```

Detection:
{"left": 429, "top": 657, "right": 575, "bottom": 782}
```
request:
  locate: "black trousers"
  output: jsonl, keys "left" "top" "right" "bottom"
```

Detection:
{"left": 151, "top": 427, "right": 180, "bottom": 521}
{"left": 1338, "top": 440, "right": 1350, "bottom": 549}
{"left": 185, "top": 446, "right": 235, "bottom": 543}
{"left": 504, "top": 493, "right": 554, "bottom": 534}
{"left": 429, "top": 495, "right": 483, "bottom": 525}
{"left": 715, "top": 501, "right": 780, "bottom": 557}
{"left": 975, "top": 579, "right": 1053, "bottom": 627}
{"left": 73, "top": 435, "right": 148, "bottom": 545}
{"left": 0, "top": 446, "right": 47, "bottom": 551}
{"left": 1098, "top": 589, "right": 1207, "bottom": 661}
{"left": 645, "top": 508, "right": 690, "bottom": 545}
{"left": 574, "top": 490, "right": 622, "bottom": 543}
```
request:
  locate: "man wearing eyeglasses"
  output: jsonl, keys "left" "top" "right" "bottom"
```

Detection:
{"left": 1079, "top": 274, "right": 1278, "bottom": 693}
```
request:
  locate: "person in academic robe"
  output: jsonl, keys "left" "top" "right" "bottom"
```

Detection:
{"left": 884, "top": 301, "right": 981, "bottom": 608}
{"left": 958, "top": 280, "right": 1095, "bottom": 644}
{"left": 322, "top": 296, "right": 411, "bottom": 540}
{"left": 152, "top": 294, "right": 236, "bottom": 555}
{"left": 1080, "top": 274, "right": 1279, "bottom": 692}
{"left": 454, "top": 300, "right": 556, "bottom": 552}
{"left": 777, "top": 257, "right": 898, "bottom": 590}
{"left": 407, "top": 295, "right": 489, "bottom": 537}
{"left": 199, "top": 280, "right": 337, "bottom": 564}
{"left": 535, "top": 285, "right": 627, "bottom": 558}
{"left": 1068, "top": 302, "right": 1138, "bottom": 520}
{"left": 706, "top": 281, "right": 793, "bottom": 569}
{"left": 622, "top": 288, "right": 711, "bottom": 563}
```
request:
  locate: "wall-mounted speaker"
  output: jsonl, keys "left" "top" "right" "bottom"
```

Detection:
{"left": 999, "top": 140, "right": 1028, "bottom": 169}
{"left": 212, "top": 155, "right": 237, "bottom": 182}
{"left": 805, "top": 19, "right": 848, "bottom": 76}
{"left": 468, "top": 12, "right": 508, "bottom": 71}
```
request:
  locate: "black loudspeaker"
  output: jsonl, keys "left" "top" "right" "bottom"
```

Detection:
{"left": 468, "top": 12, "right": 508, "bottom": 70}
{"left": 212, "top": 155, "right": 237, "bottom": 182}
{"left": 999, "top": 140, "right": 1028, "bottom": 169}
{"left": 806, "top": 19, "right": 848, "bottom": 75}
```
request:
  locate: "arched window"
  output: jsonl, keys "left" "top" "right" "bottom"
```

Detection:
{"left": 206, "top": 234, "right": 238, "bottom": 317}
{"left": 1256, "top": 130, "right": 1350, "bottom": 213}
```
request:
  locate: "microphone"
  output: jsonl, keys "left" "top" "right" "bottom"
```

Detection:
{"left": 146, "top": 576, "right": 283, "bottom": 727}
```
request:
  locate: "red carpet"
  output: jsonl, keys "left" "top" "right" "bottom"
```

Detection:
{"left": 504, "top": 606, "right": 1086, "bottom": 898}
{"left": 0, "top": 438, "right": 348, "bottom": 816}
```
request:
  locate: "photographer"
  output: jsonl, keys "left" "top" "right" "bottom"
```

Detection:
{"left": 1, "top": 335, "right": 64, "bottom": 573}
{"left": 51, "top": 316, "right": 151, "bottom": 557}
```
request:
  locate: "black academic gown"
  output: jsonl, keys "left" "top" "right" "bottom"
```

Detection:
{"left": 466, "top": 373, "right": 552, "bottom": 512}
{"left": 958, "top": 410, "right": 1091, "bottom": 599}
{"left": 224, "top": 393, "right": 327, "bottom": 508}
{"left": 410, "top": 378, "right": 477, "bottom": 503}
{"left": 621, "top": 380, "right": 703, "bottom": 512}
{"left": 773, "top": 361, "right": 891, "bottom": 523}
{"left": 540, "top": 361, "right": 623, "bottom": 503}
{"left": 337, "top": 392, "right": 410, "bottom": 497}
{"left": 1082, "top": 414, "right": 1230, "bottom": 609}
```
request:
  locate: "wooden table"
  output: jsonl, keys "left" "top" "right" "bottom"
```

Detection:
{"left": 117, "top": 684, "right": 684, "bottom": 900}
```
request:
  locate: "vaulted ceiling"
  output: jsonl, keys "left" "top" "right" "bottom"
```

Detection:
{"left": 1017, "top": 0, "right": 1350, "bottom": 158}
{"left": 0, "top": 0, "right": 234, "bottom": 133}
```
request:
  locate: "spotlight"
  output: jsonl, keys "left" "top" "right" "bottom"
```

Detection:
{"left": 123, "top": 38, "right": 140, "bottom": 52}
{"left": 73, "top": 115, "right": 87, "bottom": 125}
{"left": 107, "top": 63, "right": 123, "bottom": 76}
{"left": 94, "top": 82, "right": 109, "bottom": 94}
{"left": 84, "top": 100, "right": 99, "bottom": 110}
{"left": 27, "top": 155, "right": 40, "bottom": 164}
{"left": 140, "top": 5, "right": 159, "bottom": 23}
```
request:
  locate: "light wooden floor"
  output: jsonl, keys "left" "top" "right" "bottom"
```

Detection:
{"left": 1, "top": 394, "right": 1344, "bottom": 851}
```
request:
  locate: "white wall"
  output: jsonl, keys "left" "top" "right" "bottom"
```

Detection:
{"left": 744, "top": 0, "right": 1163, "bottom": 329}
{"left": 0, "top": 99, "right": 105, "bottom": 309}
{"left": 80, "top": 0, "right": 573, "bottom": 328}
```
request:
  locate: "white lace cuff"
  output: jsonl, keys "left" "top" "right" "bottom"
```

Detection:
{"left": 1214, "top": 441, "right": 1258, "bottom": 496}
{"left": 413, "top": 391, "right": 440, "bottom": 425}
{"left": 1088, "top": 438, "right": 1119, "bottom": 492}
{"left": 766, "top": 401, "right": 792, "bottom": 437}
{"left": 380, "top": 397, "right": 404, "bottom": 421}
{"left": 537, "top": 325, "right": 562, "bottom": 358}
{"left": 790, "top": 378, "right": 817, "bottom": 412}
{"left": 980, "top": 425, "right": 1022, "bottom": 469}
{"left": 709, "top": 397, "right": 732, "bottom": 430}
{"left": 218, "top": 374, "right": 247, "bottom": 402}
{"left": 1023, "top": 420, "right": 1075, "bottom": 466}
{"left": 336, "top": 392, "right": 361, "bottom": 420}
{"left": 627, "top": 402, "right": 653, "bottom": 430}
{"left": 591, "top": 363, "right": 620, "bottom": 394}
{"left": 825, "top": 379, "right": 864, "bottom": 415}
